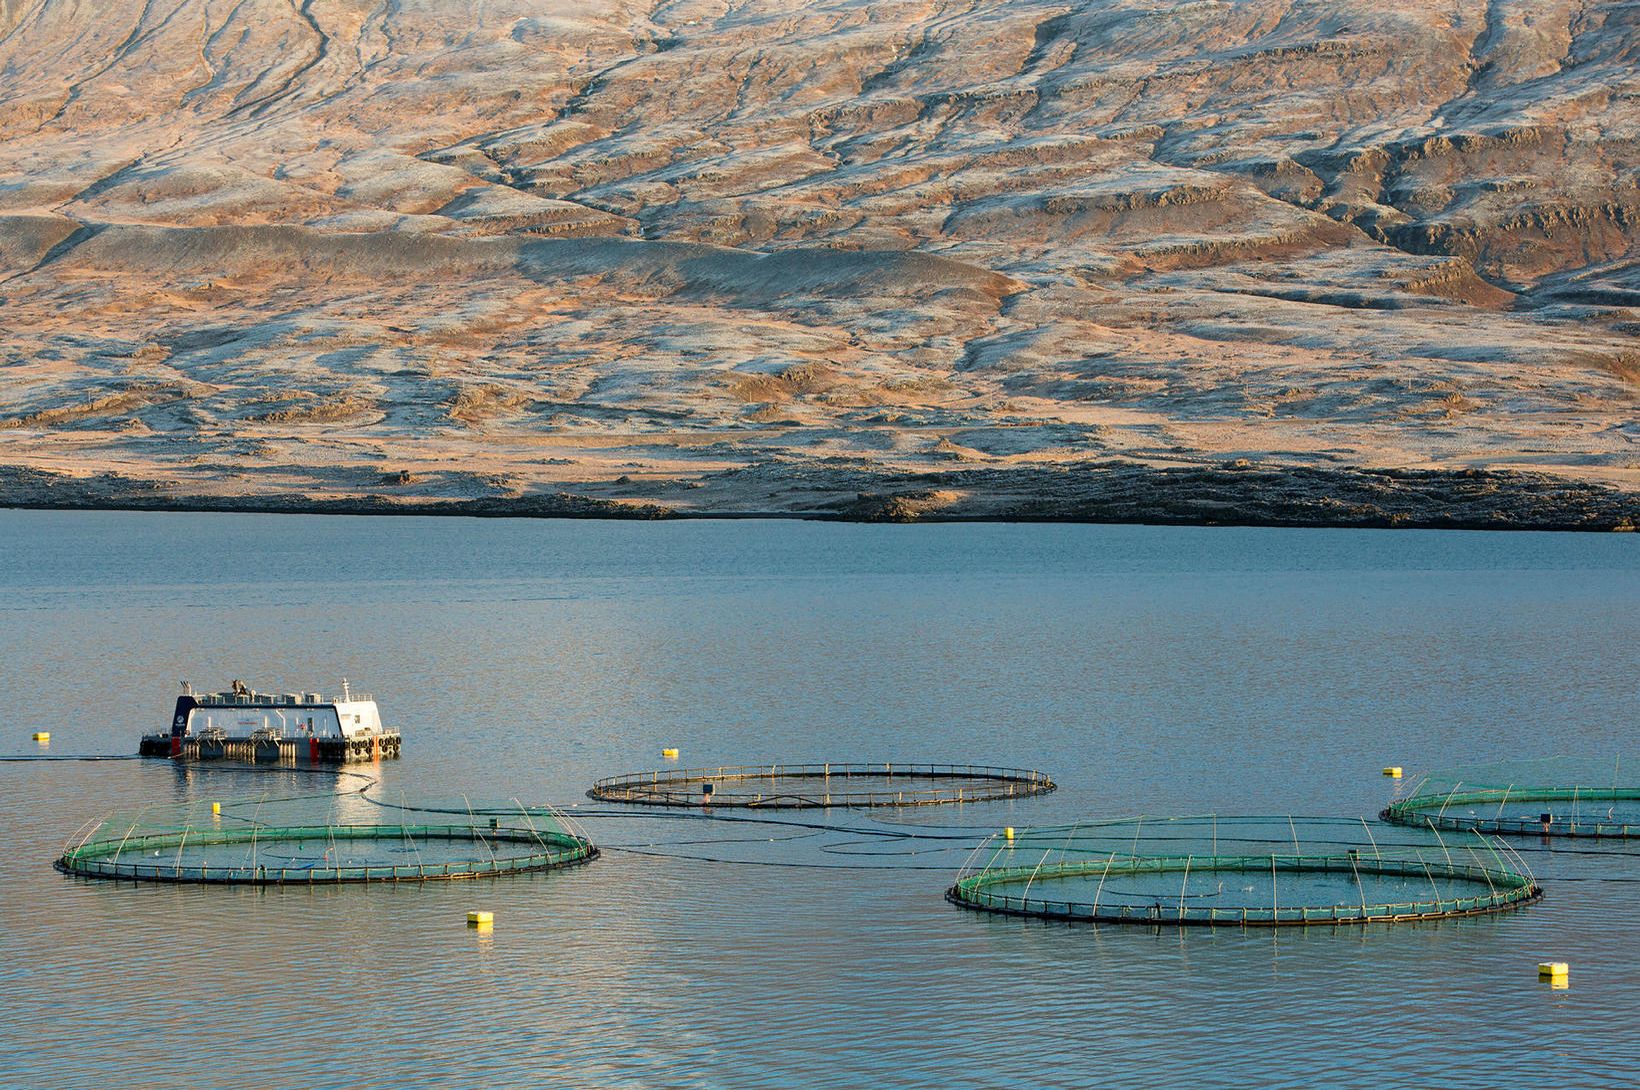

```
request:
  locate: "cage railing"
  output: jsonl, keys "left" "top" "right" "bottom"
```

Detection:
{"left": 588, "top": 762, "right": 1056, "bottom": 807}
{"left": 1383, "top": 785, "right": 1640, "bottom": 838}
{"left": 57, "top": 822, "right": 597, "bottom": 884}
{"left": 947, "top": 847, "right": 1542, "bottom": 927}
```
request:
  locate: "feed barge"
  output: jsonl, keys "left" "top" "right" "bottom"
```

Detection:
{"left": 139, "top": 680, "right": 401, "bottom": 763}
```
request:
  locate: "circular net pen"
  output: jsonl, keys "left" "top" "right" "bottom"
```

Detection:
{"left": 56, "top": 794, "right": 597, "bottom": 884}
{"left": 947, "top": 816, "right": 1541, "bottom": 927}
{"left": 1382, "top": 757, "right": 1640, "bottom": 838}
{"left": 588, "top": 762, "right": 1055, "bottom": 808}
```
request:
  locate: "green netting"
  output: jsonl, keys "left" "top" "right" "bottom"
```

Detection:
{"left": 947, "top": 816, "right": 1541, "bottom": 927}
{"left": 1382, "top": 757, "right": 1640, "bottom": 838}
{"left": 588, "top": 762, "right": 1056, "bottom": 808}
{"left": 56, "top": 793, "right": 597, "bottom": 884}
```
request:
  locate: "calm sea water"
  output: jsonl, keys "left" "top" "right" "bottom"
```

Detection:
{"left": 2, "top": 511, "right": 1638, "bottom": 1089}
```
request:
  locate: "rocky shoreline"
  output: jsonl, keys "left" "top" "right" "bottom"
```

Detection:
{"left": 4, "top": 462, "right": 1635, "bottom": 531}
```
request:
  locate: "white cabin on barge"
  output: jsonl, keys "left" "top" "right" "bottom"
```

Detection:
{"left": 140, "top": 680, "right": 402, "bottom": 763}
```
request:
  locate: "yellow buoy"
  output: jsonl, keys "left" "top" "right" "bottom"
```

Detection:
{"left": 467, "top": 911, "right": 493, "bottom": 928}
{"left": 32, "top": 732, "right": 49, "bottom": 743}
{"left": 1538, "top": 961, "right": 1569, "bottom": 983}
{"left": 1382, "top": 766, "right": 1402, "bottom": 778}
{"left": 211, "top": 802, "right": 221, "bottom": 816}
{"left": 1004, "top": 827, "right": 1015, "bottom": 841}
{"left": 662, "top": 748, "right": 679, "bottom": 760}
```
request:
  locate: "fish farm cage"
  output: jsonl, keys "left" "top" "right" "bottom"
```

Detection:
{"left": 588, "top": 762, "right": 1056, "bottom": 808}
{"left": 56, "top": 794, "right": 597, "bottom": 884}
{"left": 947, "top": 816, "right": 1541, "bottom": 927}
{"left": 1382, "top": 757, "right": 1640, "bottom": 838}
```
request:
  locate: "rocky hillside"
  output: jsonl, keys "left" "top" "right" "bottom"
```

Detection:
{"left": 1, "top": 0, "right": 1637, "bottom": 525}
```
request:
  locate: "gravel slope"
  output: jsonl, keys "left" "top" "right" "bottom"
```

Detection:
{"left": 1, "top": 0, "right": 1637, "bottom": 525}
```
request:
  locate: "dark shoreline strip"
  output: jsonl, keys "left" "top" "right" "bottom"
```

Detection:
{"left": 2, "top": 462, "right": 1637, "bottom": 531}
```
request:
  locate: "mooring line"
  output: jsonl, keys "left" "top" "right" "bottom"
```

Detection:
{"left": 0, "top": 754, "right": 146, "bottom": 762}
{"left": 601, "top": 845, "right": 958, "bottom": 870}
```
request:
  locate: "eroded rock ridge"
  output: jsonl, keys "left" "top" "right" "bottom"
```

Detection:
{"left": 2, "top": 0, "right": 1637, "bottom": 525}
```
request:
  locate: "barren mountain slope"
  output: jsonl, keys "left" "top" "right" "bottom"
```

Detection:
{"left": 1, "top": 0, "right": 1637, "bottom": 525}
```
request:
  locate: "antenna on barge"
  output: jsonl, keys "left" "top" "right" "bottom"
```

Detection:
{"left": 341, "top": 677, "right": 351, "bottom": 701}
